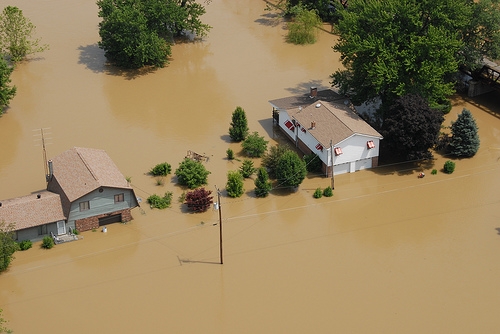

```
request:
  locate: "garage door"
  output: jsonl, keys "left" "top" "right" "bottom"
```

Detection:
{"left": 99, "top": 214, "right": 122, "bottom": 226}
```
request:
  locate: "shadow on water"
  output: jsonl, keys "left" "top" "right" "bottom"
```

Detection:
{"left": 78, "top": 44, "right": 159, "bottom": 80}
{"left": 285, "top": 80, "right": 329, "bottom": 96}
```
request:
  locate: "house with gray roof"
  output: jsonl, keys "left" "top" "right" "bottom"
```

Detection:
{"left": 0, "top": 147, "right": 139, "bottom": 242}
{"left": 269, "top": 88, "right": 383, "bottom": 176}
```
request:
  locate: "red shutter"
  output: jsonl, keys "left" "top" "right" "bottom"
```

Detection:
{"left": 334, "top": 147, "right": 343, "bottom": 155}
{"left": 315, "top": 143, "right": 323, "bottom": 151}
{"left": 367, "top": 140, "right": 375, "bottom": 149}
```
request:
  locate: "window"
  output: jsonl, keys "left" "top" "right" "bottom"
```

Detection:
{"left": 315, "top": 143, "right": 323, "bottom": 151}
{"left": 284, "top": 120, "right": 295, "bottom": 132}
{"left": 334, "top": 147, "right": 343, "bottom": 156}
{"left": 79, "top": 201, "right": 90, "bottom": 211}
{"left": 367, "top": 140, "right": 375, "bottom": 149}
{"left": 38, "top": 224, "right": 47, "bottom": 235}
{"left": 114, "top": 193, "right": 124, "bottom": 203}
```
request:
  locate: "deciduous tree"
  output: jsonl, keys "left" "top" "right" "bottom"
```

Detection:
{"left": 241, "top": 132, "right": 268, "bottom": 158}
{"left": 0, "top": 58, "right": 16, "bottom": 115}
{"left": 175, "top": 158, "right": 210, "bottom": 189}
{"left": 185, "top": 187, "right": 213, "bottom": 212}
{"left": 449, "top": 108, "right": 480, "bottom": 157}
{"left": 286, "top": 4, "right": 322, "bottom": 44}
{"left": 262, "top": 144, "right": 291, "bottom": 178}
{"left": 0, "top": 6, "right": 49, "bottom": 62}
{"left": 381, "top": 94, "right": 444, "bottom": 161}
{"left": 275, "top": 150, "right": 307, "bottom": 188}
{"left": 0, "top": 221, "right": 18, "bottom": 273}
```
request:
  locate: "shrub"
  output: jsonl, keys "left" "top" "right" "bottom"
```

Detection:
{"left": 239, "top": 159, "right": 255, "bottom": 178}
{"left": 185, "top": 188, "right": 213, "bottom": 212}
{"left": 431, "top": 169, "right": 438, "bottom": 175}
{"left": 147, "top": 192, "right": 173, "bottom": 209}
{"left": 18, "top": 240, "right": 32, "bottom": 251}
{"left": 254, "top": 167, "right": 272, "bottom": 197}
{"left": 323, "top": 186, "right": 333, "bottom": 197}
{"left": 313, "top": 188, "right": 323, "bottom": 198}
{"left": 443, "top": 160, "right": 456, "bottom": 174}
{"left": 150, "top": 162, "right": 171, "bottom": 176}
{"left": 241, "top": 131, "right": 268, "bottom": 158}
{"left": 175, "top": 158, "right": 211, "bottom": 189}
{"left": 226, "top": 170, "right": 244, "bottom": 198}
{"left": 229, "top": 106, "right": 249, "bottom": 142}
{"left": 226, "top": 148, "right": 234, "bottom": 160}
{"left": 41, "top": 236, "right": 54, "bottom": 249}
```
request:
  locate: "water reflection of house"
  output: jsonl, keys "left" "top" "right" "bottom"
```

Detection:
{"left": 270, "top": 88, "right": 383, "bottom": 176}
{"left": 0, "top": 147, "right": 139, "bottom": 242}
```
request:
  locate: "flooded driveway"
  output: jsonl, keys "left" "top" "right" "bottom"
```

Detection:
{"left": 0, "top": 0, "right": 499, "bottom": 333}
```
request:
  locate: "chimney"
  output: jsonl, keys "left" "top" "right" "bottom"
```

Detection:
{"left": 311, "top": 121, "right": 316, "bottom": 129}
{"left": 310, "top": 87, "right": 317, "bottom": 98}
{"left": 46, "top": 160, "right": 53, "bottom": 182}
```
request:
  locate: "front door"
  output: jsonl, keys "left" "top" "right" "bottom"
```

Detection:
{"left": 57, "top": 221, "right": 66, "bottom": 235}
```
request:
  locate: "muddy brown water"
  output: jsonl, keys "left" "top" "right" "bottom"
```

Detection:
{"left": 1, "top": 1, "right": 500, "bottom": 333}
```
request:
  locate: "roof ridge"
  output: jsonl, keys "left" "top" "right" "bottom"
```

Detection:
{"left": 75, "top": 147, "right": 99, "bottom": 182}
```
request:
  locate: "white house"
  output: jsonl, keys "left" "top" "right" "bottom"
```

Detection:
{"left": 269, "top": 88, "right": 383, "bottom": 176}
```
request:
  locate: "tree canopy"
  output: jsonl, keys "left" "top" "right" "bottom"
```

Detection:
{"left": 0, "top": 6, "right": 49, "bottom": 62}
{"left": 0, "top": 58, "right": 16, "bottom": 115}
{"left": 331, "top": 0, "right": 500, "bottom": 111}
{"left": 226, "top": 170, "right": 244, "bottom": 198}
{"left": 275, "top": 150, "right": 307, "bottom": 188}
{"left": 254, "top": 167, "right": 272, "bottom": 198}
{"left": 0, "top": 221, "right": 18, "bottom": 273}
{"left": 381, "top": 94, "right": 444, "bottom": 161}
{"left": 449, "top": 108, "right": 480, "bottom": 157}
{"left": 97, "top": 0, "right": 211, "bottom": 68}
{"left": 174, "top": 158, "right": 210, "bottom": 189}
{"left": 241, "top": 132, "right": 268, "bottom": 158}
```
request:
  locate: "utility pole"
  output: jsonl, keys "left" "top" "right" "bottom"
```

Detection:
{"left": 215, "top": 186, "right": 223, "bottom": 264}
{"left": 330, "top": 140, "right": 335, "bottom": 190}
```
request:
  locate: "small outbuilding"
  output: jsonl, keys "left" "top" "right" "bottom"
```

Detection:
{"left": 269, "top": 88, "right": 383, "bottom": 176}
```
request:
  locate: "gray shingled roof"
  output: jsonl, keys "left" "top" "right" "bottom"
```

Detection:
{"left": 0, "top": 191, "right": 65, "bottom": 230}
{"left": 48, "top": 147, "right": 130, "bottom": 202}
{"left": 270, "top": 89, "right": 382, "bottom": 146}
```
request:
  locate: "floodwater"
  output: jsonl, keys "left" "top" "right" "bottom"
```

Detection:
{"left": 1, "top": 0, "right": 499, "bottom": 333}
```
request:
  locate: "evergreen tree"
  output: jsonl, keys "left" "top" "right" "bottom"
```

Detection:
{"left": 254, "top": 167, "right": 272, "bottom": 197}
{"left": 226, "top": 170, "right": 244, "bottom": 198}
{"left": 449, "top": 108, "right": 480, "bottom": 157}
{"left": 229, "top": 106, "right": 249, "bottom": 142}
{"left": 275, "top": 150, "right": 307, "bottom": 188}
{"left": 0, "top": 58, "right": 16, "bottom": 115}
{"left": 239, "top": 159, "right": 255, "bottom": 178}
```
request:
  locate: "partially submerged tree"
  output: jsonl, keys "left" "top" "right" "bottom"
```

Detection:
{"left": 254, "top": 167, "right": 272, "bottom": 197}
{"left": 0, "top": 58, "right": 16, "bottom": 115}
{"left": 229, "top": 106, "right": 249, "bottom": 142}
{"left": 0, "top": 221, "right": 18, "bottom": 273}
{"left": 275, "top": 150, "right": 307, "bottom": 188}
{"left": 0, "top": 6, "right": 49, "bottom": 62}
{"left": 331, "top": 0, "right": 495, "bottom": 113}
{"left": 449, "top": 108, "right": 480, "bottom": 157}
{"left": 286, "top": 4, "right": 322, "bottom": 44}
{"left": 175, "top": 158, "right": 211, "bottom": 189}
{"left": 262, "top": 144, "right": 291, "bottom": 178}
{"left": 97, "top": 0, "right": 211, "bottom": 68}
{"left": 185, "top": 187, "right": 213, "bottom": 212}
{"left": 239, "top": 159, "right": 255, "bottom": 178}
{"left": 149, "top": 162, "right": 172, "bottom": 176}
{"left": 226, "top": 170, "right": 244, "bottom": 198}
{"left": 241, "top": 132, "right": 268, "bottom": 158}
{"left": 381, "top": 94, "right": 444, "bottom": 161}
